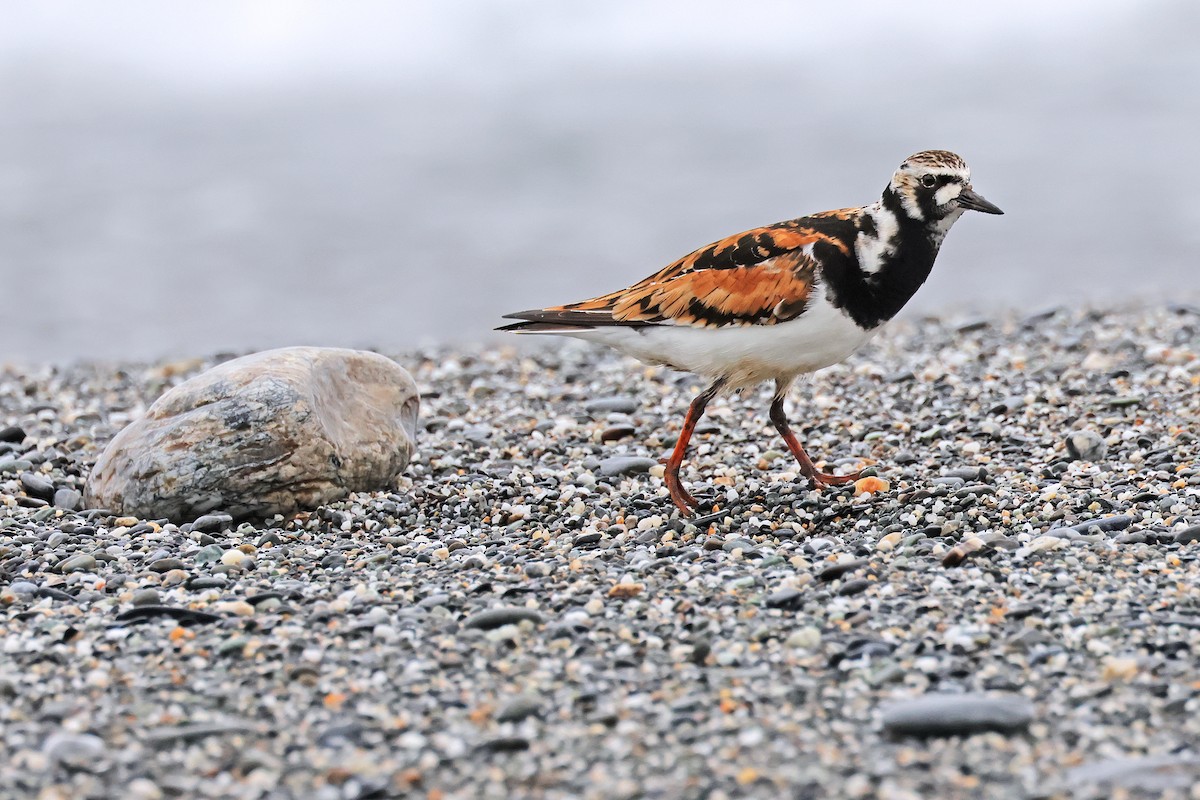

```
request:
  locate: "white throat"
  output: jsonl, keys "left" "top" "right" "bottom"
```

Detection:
{"left": 855, "top": 202, "right": 901, "bottom": 275}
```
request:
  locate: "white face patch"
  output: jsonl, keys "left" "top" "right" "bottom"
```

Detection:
{"left": 934, "top": 183, "right": 962, "bottom": 206}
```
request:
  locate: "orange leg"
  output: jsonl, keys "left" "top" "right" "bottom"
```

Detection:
{"left": 769, "top": 391, "right": 860, "bottom": 488}
{"left": 663, "top": 380, "right": 723, "bottom": 515}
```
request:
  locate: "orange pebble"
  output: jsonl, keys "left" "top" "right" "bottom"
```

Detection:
{"left": 853, "top": 476, "right": 890, "bottom": 495}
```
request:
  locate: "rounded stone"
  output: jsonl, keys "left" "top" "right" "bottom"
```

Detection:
{"left": 59, "top": 554, "right": 98, "bottom": 574}
{"left": 1064, "top": 430, "right": 1107, "bottom": 462}
{"left": 881, "top": 692, "right": 1034, "bottom": 737}
{"left": 84, "top": 347, "right": 419, "bottom": 523}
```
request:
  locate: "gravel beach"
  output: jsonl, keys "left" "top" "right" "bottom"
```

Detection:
{"left": 2, "top": 306, "right": 1199, "bottom": 799}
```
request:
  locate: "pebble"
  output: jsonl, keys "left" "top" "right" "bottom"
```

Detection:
{"left": 1063, "top": 755, "right": 1200, "bottom": 792}
{"left": 495, "top": 695, "right": 542, "bottom": 722}
{"left": 462, "top": 607, "right": 545, "bottom": 630}
{"left": 818, "top": 559, "right": 867, "bottom": 581}
{"left": 597, "top": 456, "right": 658, "bottom": 477}
{"left": 764, "top": 587, "right": 803, "bottom": 609}
{"left": 0, "top": 425, "right": 26, "bottom": 443}
{"left": 42, "top": 731, "right": 107, "bottom": 769}
{"left": 1173, "top": 524, "right": 1200, "bottom": 545}
{"left": 20, "top": 472, "right": 55, "bottom": 500}
{"left": 881, "top": 693, "right": 1035, "bottom": 737}
{"left": 192, "top": 513, "right": 234, "bottom": 533}
{"left": 1065, "top": 430, "right": 1107, "bottom": 461}
{"left": 53, "top": 487, "right": 82, "bottom": 510}
{"left": 131, "top": 588, "right": 161, "bottom": 606}
{"left": 59, "top": 553, "right": 97, "bottom": 573}
{"left": 584, "top": 396, "right": 639, "bottom": 414}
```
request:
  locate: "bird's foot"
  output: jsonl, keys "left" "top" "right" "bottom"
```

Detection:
{"left": 806, "top": 468, "right": 862, "bottom": 488}
{"left": 663, "top": 467, "right": 700, "bottom": 515}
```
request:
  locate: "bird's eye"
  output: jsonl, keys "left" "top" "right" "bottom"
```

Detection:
{"left": 921, "top": 174, "right": 937, "bottom": 188}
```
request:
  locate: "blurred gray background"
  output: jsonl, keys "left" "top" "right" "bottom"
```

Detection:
{"left": 2, "top": 0, "right": 1198, "bottom": 363}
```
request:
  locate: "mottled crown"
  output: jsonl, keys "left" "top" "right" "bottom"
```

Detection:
{"left": 901, "top": 150, "right": 968, "bottom": 172}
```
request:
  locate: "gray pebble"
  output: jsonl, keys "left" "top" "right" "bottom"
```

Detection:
{"left": 1064, "top": 755, "right": 1200, "bottom": 792}
{"left": 598, "top": 456, "right": 658, "bottom": 477}
{"left": 1065, "top": 430, "right": 1107, "bottom": 461}
{"left": 0, "top": 458, "right": 33, "bottom": 474}
{"left": 881, "top": 692, "right": 1034, "bottom": 737}
{"left": 132, "top": 588, "right": 161, "bottom": 606}
{"left": 42, "top": 731, "right": 106, "bottom": 769}
{"left": 764, "top": 587, "right": 803, "bottom": 609}
{"left": 1173, "top": 524, "right": 1200, "bottom": 545}
{"left": 192, "top": 513, "right": 234, "bottom": 533}
{"left": 59, "top": 554, "right": 97, "bottom": 574}
{"left": 8, "top": 580, "right": 38, "bottom": 596}
{"left": 495, "top": 695, "right": 542, "bottom": 722}
{"left": 52, "top": 487, "right": 82, "bottom": 510}
{"left": 20, "top": 472, "right": 55, "bottom": 500}
{"left": 462, "top": 607, "right": 545, "bottom": 630}
{"left": 585, "top": 397, "right": 639, "bottom": 414}
{"left": 150, "top": 558, "right": 186, "bottom": 573}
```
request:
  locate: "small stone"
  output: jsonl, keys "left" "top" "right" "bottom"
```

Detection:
{"left": 1065, "top": 430, "right": 1107, "bottom": 462}
{"left": 150, "top": 558, "right": 186, "bottom": 573}
{"left": 838, "top": 578, "right": 871, "bottom": 596}
{"left": 215, "top": 600, "right": 255, "bottom": 616}
{"left": 8, "top": 581, "right": 38, "bottom": 597}
{"left": 161, "top": 569, "right": 188, "bottom": 586}
{"left": 20, "top": 472, "right": 55, "bottom": 500}
{"left": 786, "top": 627, "right": 821, "bottom": 649}
{"left": 818, "top": 559, "right": 867, "bottom": 582}
{"left": 131, "top": 588, "right": 161, "bottom": 606}
{"left": 944, "top": 466, "right": 988, "bottom": 481}
{"left": 875, "top": 531, "right": 903, "bottom": 551}
{"left": 192, "top": 513, "right": 233, "bottom": 533}
{"left": 59, "top": 554, "right": 98, "bottom": 574}
{"left": 599, "top": 424, "right": 636, "bottom": 442}
{"left": 853, "top": 476, "right": 890, "bottom": 496}
{"left": 0, "top": 458, "right": 32, "bottom": 474}
{"left": 84, "top": 347, "right": 420, "bottom": 523}
{"left": 1064, "top": 755, "right": 1200, "bottom": 792}
{"left": 0, "top": 425, "right": 26, "bottom": 443}
{"left": 1173, "top": 524, "right": 1200, "bottom": 545}
{"left": 462, "top": 607, "right": 545, "bottom": 630}
{"left": 607, "top": 583, "right": 644, "bottom": 599}
{"left": 53, "top": 488, "right": 82, "bottom": 510}
{"left": 43, "top": 731, "right": 106, "bottom": 769}
{"left": 584, "top": 397, "right": 638, "bottom": 414}
{"left": 1100, "top": 655, "right": 1139, "bottom": 682}
{"left": 194, "top": 544, "right": 225, "bottom": 565}
{"left": 943, "top": 537, "right": 987, "bottom": 568}
{"left": 495, "top": 695, "right": 542, "bottom": 722}
{"left": 220, "top": 549, "right": 249, "bottom": 568}
{"left": 881, "top": 692, "right": 1034, "bottom": 737}
{"left": 597, "top": 456, "right": 657, "bottom": 477}
{"left": 765, "top": 587, "right": 803, "bottom": 610}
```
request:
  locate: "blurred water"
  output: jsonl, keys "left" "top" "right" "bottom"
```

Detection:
{"left": 2, "top": 0, "right": 1198, "bottom": 363}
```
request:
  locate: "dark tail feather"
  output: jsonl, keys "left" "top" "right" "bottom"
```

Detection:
{"left": 496, "top": 308, "right": 657, "bottom": 333}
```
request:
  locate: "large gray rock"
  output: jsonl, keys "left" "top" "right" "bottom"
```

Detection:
{"left": 85, "top": 347, "right": 419, "bottom": 522}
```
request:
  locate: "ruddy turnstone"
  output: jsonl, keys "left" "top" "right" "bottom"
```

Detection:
{"left": 499, "top": 150, "right": 1002, "bottom": 515}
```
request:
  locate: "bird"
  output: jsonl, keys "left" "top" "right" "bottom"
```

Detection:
{"left": 498, "top": 150, "right": 1002, "bottom": 515}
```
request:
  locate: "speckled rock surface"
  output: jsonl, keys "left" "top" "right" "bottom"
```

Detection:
{"left": 83, "top": 347, "right": 419, "bottom": 523}
{"left": 2, "top": 307, "right": 1199, "bottom": 799}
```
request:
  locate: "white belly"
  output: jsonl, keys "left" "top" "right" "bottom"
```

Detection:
{"left": 567, "top": 287, "right": 878, "bottom": 390}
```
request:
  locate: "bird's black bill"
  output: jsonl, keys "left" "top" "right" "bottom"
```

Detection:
{"left": 957, "top": 187, "right": 1004, "bottom": 215}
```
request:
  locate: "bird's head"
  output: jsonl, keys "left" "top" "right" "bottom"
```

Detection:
{"left": 888, "top": 150, "right": 1003, "bottom": 224}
